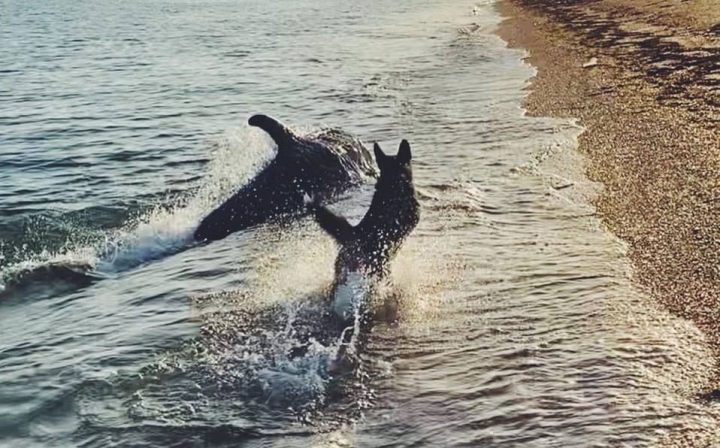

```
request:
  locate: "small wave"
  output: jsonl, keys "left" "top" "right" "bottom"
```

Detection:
{"left": 0, "top": 258, "right": 99, "bottom": 296}
{"left": 420, "top": 179, "right": 488, "bottom": 216}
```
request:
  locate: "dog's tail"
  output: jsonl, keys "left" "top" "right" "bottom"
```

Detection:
{"left": 304, "top": 194, "right": 355, "bottom": 243}
{"left": 316, "top": 207, "right": 355, "bottom": 243}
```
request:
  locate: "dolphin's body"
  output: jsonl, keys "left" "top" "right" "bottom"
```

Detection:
{"left": 193, "top": 114, "right": 377, "bottom": 242}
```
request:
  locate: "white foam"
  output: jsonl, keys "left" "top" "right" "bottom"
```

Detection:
{"left": 332, "top": 271, "right": 370, "bottom": 322}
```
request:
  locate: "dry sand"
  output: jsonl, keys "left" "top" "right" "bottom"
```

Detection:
{"left": 495, "top": 0, "right": 719, "bottom": 444}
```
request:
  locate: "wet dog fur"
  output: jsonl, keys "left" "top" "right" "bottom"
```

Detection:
{"left": 308, "top": 140, "right": 420, "bottom": 324}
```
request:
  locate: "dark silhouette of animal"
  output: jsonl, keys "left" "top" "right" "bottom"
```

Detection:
{"left": 193, "top": 114, "right": 377, "bottom": 243}
{"left": 308, "top": 139, "right": 420, "bottom": 322}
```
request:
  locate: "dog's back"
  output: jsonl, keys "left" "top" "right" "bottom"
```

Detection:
{"left": 314, "top": 139, "right": 420, "bottom": 281}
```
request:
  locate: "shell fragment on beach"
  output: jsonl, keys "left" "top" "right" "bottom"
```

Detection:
{"left": 583, "top": 57, "right": 599, "bottom": 68}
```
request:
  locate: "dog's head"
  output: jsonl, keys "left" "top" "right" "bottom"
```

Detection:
{"left": 373, "top": 140, "right": 413, "bottom": 188}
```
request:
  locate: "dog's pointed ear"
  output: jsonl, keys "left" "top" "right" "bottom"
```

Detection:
{"left": 397, "top": 139, "right": 412, "bottom": 165}
{"left": 373, "top": 142, "right": 387, "bottom": 167}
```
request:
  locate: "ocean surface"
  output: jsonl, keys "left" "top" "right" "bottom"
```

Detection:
{"left": 2, "top": 0, "right": 719, "bottom": 446}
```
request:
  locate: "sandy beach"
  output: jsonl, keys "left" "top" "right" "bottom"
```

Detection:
{"left": 496, "top": 0, "right": 720, "bottom": 444}
{"left": 499, "top": 0, "right": 720, "bottom": 440}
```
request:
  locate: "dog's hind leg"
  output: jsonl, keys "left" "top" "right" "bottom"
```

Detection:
{"left": 315, "top": 207, "right": 355, "bottom": 243}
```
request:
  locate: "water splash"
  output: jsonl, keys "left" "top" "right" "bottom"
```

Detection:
{"left": 0, "top": 125, "right": 273, "bottom": 292}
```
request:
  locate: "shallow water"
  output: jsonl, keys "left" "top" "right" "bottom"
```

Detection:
{"left": 2, "top": 0, "right": 719, "bottom": 446}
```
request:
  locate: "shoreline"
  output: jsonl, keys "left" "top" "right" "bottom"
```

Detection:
{"left": 494, "top": 0, "right": 720, "bottom": 444}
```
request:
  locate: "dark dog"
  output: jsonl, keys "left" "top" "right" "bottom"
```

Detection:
{"left": 308, "top": 139, "right": 420, "bottom": 323}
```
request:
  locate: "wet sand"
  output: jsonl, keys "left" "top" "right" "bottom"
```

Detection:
{"left": 496, "top": 0, "right": 720, "bottom": 444}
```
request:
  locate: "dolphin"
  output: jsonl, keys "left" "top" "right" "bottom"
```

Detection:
{"left": 193, "top": 114, "right": 377, "bottom": 242}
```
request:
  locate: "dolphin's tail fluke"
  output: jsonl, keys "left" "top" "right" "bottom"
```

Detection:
{"left": 248, "top": 114, "right": 294, "bottom": 147}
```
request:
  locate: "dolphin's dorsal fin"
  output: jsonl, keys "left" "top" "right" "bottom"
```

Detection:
{"left": 248, "top": 114, "right": 294, "bottom": 148}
